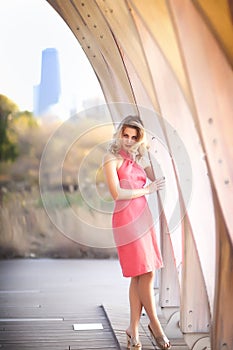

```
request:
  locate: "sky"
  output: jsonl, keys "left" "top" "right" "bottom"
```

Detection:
{"left": 0, "top": 0, "right": 104, "bottom": 116}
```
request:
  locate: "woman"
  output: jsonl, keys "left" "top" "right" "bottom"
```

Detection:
{"left": 103, "top": 116, "right": 171, "bottom": 349}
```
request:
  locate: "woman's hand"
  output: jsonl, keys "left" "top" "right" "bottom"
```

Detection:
{"left": 146, "top": 177, "right": 165, "bottom": 194}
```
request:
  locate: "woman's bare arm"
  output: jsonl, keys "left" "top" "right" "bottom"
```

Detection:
{"left": 137, "top": 154, "right": 155, "bottom": 181}
{"left": 144, "top": 165, "right": 155, "bottom": 182}
{"left": 103, "top": 153, "right": 164, "bottom": 200}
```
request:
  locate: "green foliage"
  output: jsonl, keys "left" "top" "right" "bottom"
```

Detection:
{"left": 0, "top": 94, "right": 38, "bottom": 165}
{"left": 0, "top": 94, "right": 19, "bottom": 162}
{"left": 14, "top": 110, "right": 38, "bottom": 128}
{"left": 37, "top": 191, "right": 83, "bottom": 209}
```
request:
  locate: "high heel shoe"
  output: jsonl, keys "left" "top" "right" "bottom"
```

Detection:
{"left": 126, "top": 331, "right": 142, "bottom": 349}
{"left": 148, "top": 324, "right": 171, "bottom": 349}
{"left": 126, "top": 331, "right": 131, "bottom": 349}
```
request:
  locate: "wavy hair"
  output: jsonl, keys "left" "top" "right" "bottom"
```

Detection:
{"left": 108, "top": 115, "right": 148, "bottom": 159}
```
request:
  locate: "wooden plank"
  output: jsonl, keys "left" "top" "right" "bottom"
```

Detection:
{"left": 169, "top": 0, "right": 233, "bottom": 245}
{"left": 130, "top": 4, "right": 213, "bottom": 341}
{"left": 168, "top": 1, "right": 233, "bottom": 347}
{"left": 46, "top": 0, "right": 137, "bottom": 121}
{"left": 95, "top": 0, "right": 159, "bottom": 112}
{"left": 129, "top": 0, "right": 193, "bottom": 109}
{"left": 0, "top": 260, "right": 124, "bottom": 350}
{"left": 103, "top": 299, "right": 189, "bottom": 350}
{"left": 211, "top": 193, "right": 233, "bottom": 349}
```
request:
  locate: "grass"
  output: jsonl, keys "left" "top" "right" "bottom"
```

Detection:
{"left": 37, "top": 191, "right": 83, "bottom": 209}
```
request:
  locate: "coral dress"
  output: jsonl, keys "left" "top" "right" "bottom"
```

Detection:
{"left": 112, "top": 149, "right": 163, "bottom": 277}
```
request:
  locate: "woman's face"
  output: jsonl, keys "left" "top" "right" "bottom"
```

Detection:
{"left": 120, "top": 126, "right": 138, "bottom": 151}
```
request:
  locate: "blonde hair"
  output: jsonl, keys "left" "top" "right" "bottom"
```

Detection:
{"left": 108, "top": 115, "right": 148, "bottom": 159}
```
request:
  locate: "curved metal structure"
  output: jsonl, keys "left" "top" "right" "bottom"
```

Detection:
{"left": 46, "top": 1, "right": 233, "bottom": 349}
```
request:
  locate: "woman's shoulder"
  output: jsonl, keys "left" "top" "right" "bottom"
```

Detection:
{"left": 103, "top": 152, "right": 122, "bottom": 167}
{"left": 103, "top": 151, "right": 120, "bottom": 163}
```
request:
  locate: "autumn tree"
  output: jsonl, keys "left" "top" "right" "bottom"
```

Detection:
{"left": 0, "top": 95, "right": 38, "bottom": 162}
{"left": 0, "top": 94, "right": 19, "bottom": 161}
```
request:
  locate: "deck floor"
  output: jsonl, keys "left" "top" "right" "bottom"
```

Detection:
{"left": 0, "top": 259, "right": 188, "bottom": 349}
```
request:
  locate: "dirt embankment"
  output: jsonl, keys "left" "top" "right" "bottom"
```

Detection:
{"left": 0, "top": 186, "right": 117, "bottom": 259}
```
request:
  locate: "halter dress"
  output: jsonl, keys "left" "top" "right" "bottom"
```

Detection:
{"left": 112, "top": 149, "right": 163, "bottom": 277}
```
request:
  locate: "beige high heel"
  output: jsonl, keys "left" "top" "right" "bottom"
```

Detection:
{"left": 126, "top": 331, "right": 142, "bottom": 349}
{"left": 148, "top": 324, "right": 171, "bottom": 349}
{"left": 126, "top": 331, "right": 131, "bottom": 349}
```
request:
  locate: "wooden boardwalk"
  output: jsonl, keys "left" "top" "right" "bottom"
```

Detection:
{"left": 0, "top": 259, "right": 188, "bottom": 349}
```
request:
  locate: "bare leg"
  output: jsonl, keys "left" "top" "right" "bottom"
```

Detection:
{"left": 126, "top": 276, "right": 142, "bottom": 339}
{"left": 137, "top": 271, "right": 165, "bottom": 337}
{"left": 126, "top": 271, "right": 170, "bottom": 348}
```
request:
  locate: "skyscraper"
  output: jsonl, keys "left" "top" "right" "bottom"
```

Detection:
{"left": 34, "top": 48, "right": 61, "bottom": 115}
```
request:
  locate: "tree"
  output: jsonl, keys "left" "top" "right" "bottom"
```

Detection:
{"left": 0, "top": 94, "right": 19, "bottom": 162}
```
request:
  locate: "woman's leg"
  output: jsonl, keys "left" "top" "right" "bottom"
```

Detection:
{"left": 137, "top": 271, "right": 165, "bottom": 337}
{"left": 126, "top": 276, "right": 142, "bottom": 339}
